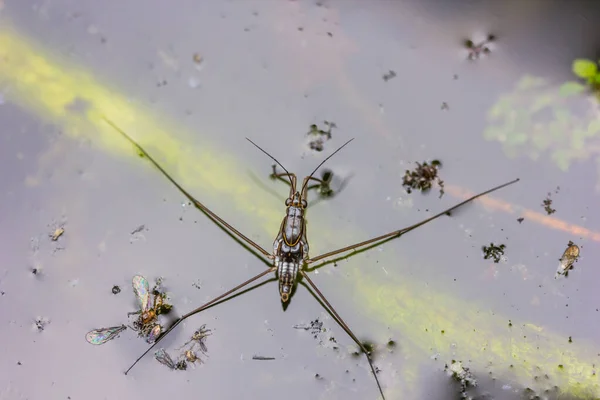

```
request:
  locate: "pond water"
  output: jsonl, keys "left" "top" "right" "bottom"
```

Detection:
{"left": 1, "top": 0, "right": 599, "bottom": 399}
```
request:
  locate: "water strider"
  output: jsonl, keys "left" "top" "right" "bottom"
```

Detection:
{"left": 102, "top": 117, "right": 519, "bottom": 399}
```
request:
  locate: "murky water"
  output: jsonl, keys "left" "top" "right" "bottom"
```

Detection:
{"left": 1, "top": 1, "right": 599, "bottom": 399}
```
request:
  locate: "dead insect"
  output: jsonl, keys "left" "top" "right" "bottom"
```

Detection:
{"left": 555, "top": 241, "right": 580, "bottom": 278}
{"left": 128, "top": 275, "right": 172, "bottom": 343}
{"left": 178, "top": 324, "right": 212, "bottom": 355}
{"left": 155, "top": 348, "right": 188, "bottom": 370}
{"left": 402, "top": 160, "right": 445, "bottom": 198}
{"left": 184, "top": 350, "right": 199, "bottom": 363}
{"left": 50, "top": 227, "right": 64, "bottom": 241}
{"left": 482, "top": 243, "right": 506, "bottom": 263}
{"left": 85, "top": 325, "right": 127, "bottom": 345}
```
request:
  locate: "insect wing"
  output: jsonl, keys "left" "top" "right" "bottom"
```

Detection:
{"left": 85, "top": 325, "right": 127, "bottom": 345}
{"left": 154, "top": 348, "right": 176, "bottom": 369}
{"left": 147, "top": 324, "right": 162, "bottom": 343}
{"left": 132, "top": 275, "right": 151, "bottom": 312}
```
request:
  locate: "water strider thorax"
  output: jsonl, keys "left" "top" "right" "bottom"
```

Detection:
{"left": 274, "top": 192, "right": 309, "bottom": 302}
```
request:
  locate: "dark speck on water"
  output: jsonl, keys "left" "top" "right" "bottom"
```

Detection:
{"left": 482, "top": 243, "right": 506, "bottom": 263}
{"left": 130, "top": 224, "right": 145, "bottom": 235}
{"left": 111, "top": 285, "right": 121, "bottom": 295}
{"left": 517, "top": 217, "right": 524, "bottom": 223}
{"left": 252, "top": 355, "right": 276, "bottom": 361}
{"left": 382, "top": 70, "right": 396, "bottom": 82}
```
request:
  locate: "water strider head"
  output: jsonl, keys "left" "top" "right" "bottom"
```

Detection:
{"left": 285, "top": 191, "right": 308, "bottom": 209}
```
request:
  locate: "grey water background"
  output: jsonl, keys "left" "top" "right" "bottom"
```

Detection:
{"left": 1, "top": 0, "right": 600, "bottom": 399}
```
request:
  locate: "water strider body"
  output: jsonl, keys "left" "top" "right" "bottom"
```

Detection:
{"left": 101, "top": 117, "right": 519, "bottom": 399}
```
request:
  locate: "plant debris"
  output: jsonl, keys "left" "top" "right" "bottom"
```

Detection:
{"left": 482, "top": 243, "right": 506, "bottom": 263}
{"left": 402, "top": 160, "right": 445, "bottom": 198}
{"left": 382, "top": 70, "right": 396, "bottom": 82}
{"left": 542, "top": 187, "right": 560, "bottom": 215}
{"left": 555, "top": 240, "right": 580, "bottom": 278}
{"left": 252, "top": 355, "right": 276, "bottom": 360}
{"left": 542, "top": 193, "right": 556, "bottom": 215}
{"left": 307, "top": 121, "right": 335, "bottom": 152}
{"left": 50, "top": 227, "right": 64, "bottom": 241}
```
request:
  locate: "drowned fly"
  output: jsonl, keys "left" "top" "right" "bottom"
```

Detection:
{"left": 102, "top": 117, "right": 519, "bottom": 399}
{"left": 85, "top": 275, "right": 172, "bottom": 345}
{"left": 128, "top": 275, "right": 172, "bottom": 343}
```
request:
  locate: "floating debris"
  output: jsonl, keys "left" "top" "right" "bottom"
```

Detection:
{"left": 128, "top": 275, "right": 172, "bottom": 342}
{"left": 184, "top": 350, "right": 200, "bottom": 365}
{"left": 482, "top": 243, "right": 506, "bottom": 263}
{"left": 542, "top": 192, "right": 556, "bottom": 215}
{"left": 192, "top": 53, "right": 203, "bottom": 64}
{"left": 86, "top": 276, "right": 173, "bottom": 346}
{"left": 178, "top": 324, "right": 212, "bottom": 355}
{"left": 293, "top": 319, "right": 324, "bottom": 339}
{"left": 154, "top": 348, "right": 187, "bottom": 370}
{"left": 33, "top": 317, "right": 50, "bottom": 332}
{"left": 465, "top": 34, "right": 495, "bottom": 60}
{"left": 445, "top": 360, "right": 477, "bottom": 398}
{"left": 517, "top": 217, "right": 524, "bottom": 224}
{"left": 441, "top": 102, "right": 449, "bottom": 110}
{"left": 307, "top": 121, "right": 335, "bottom": 152}
{"left": 252, "top": 355, "right": 276, "bottom": 361}
{"left": 130, "top": 225, "right": 146, "bottom": 235}
{"left": 85, "top": 325, "right": 127, "bottom": 345}
{"left": 555, "top": 241, "right": 580, "bottom": 278}
{"left": 402, "top": 160, "right": 445, "bottom": 198}
{"left": 129, "top": 224, "right": 147, "bottom": 243}
{"left": 50, "top": 227, "right": 64, "bottom": 241}
{"left": 382, "top": 70, "right": 396, "bottom": 82}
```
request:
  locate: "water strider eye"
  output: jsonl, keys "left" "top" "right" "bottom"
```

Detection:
{"left": 301, "top": 200, "right": 307, "bottom": 208}
{"left": 285, "top": 198, "right": 292, "bottom": 206}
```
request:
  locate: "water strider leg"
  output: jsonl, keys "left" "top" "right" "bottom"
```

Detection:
{"left": 102, "top": 117, "right": 273, "bottom": 260}
{"left": 125, "top": 267, "right": 275, "bottom": 375}
{"left": 307, "top": 178, "right": 520, "bottom": 264}
{"left": 301, "top": 271, "right": 385, "bottom": 400}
